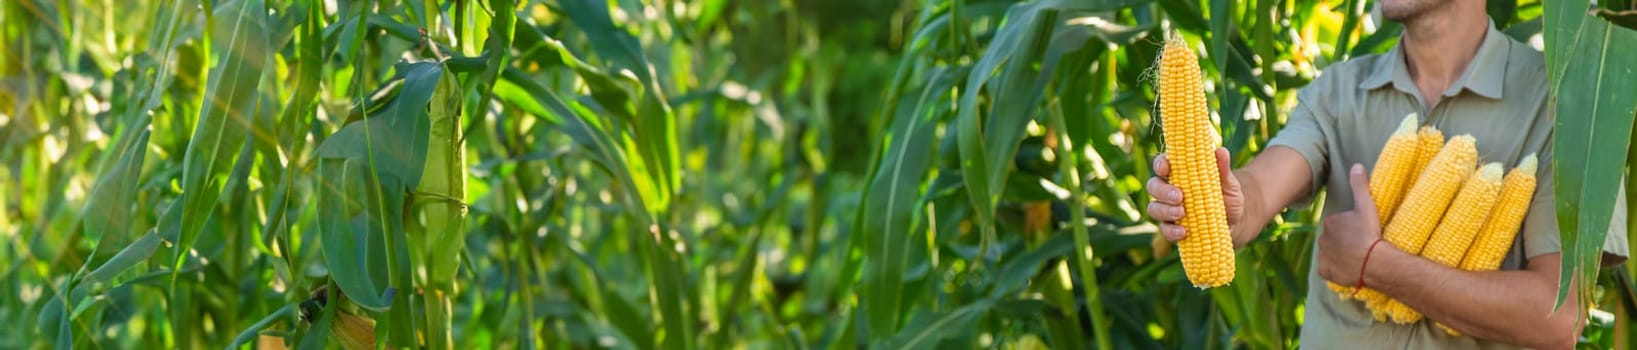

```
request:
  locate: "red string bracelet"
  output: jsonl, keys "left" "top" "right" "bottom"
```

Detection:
{"left": 1351, "top": 238, "right": 1387, "bottom": 297}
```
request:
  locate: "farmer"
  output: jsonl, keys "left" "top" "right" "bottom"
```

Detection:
{"left": 1143, "top": 0, "right": 1628, "bottom": 348}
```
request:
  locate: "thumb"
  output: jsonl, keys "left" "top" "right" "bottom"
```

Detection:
{"left": 1348, "top": 164, "right": 1378, "bottom": 220}
{"left": 1215, "top": 147, "right": 1237, "bottom": 190}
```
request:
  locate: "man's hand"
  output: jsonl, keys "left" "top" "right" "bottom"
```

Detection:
{"left": 1315, "top": 164, "right": 1388, "bottom": 287}
{"left": 1147, "top": 147, "right": 1244, "bottom": 242}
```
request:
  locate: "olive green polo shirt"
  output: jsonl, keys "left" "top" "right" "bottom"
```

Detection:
{"left": 1265, "top": 21, "right": 1629, "bottom": 349}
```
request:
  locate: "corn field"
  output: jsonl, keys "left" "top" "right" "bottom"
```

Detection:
{"left": 2, "top": 0, "right": 1635, "bottom": 349}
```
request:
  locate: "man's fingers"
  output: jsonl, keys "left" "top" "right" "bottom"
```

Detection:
{"left": 1153, "top": 153, "right": 1171, "bottom": 178}
{"left": 1160, "top": 223, "right": 1187, "bottom": 242}
{"left": 1147, "top": 177, "right": 1183, "bottom": 204}
{"left": 1147, "top": 201, "right": 1184, "bottom": 221}
{"left": 1348, "top": 164, "right": 1379, "bottom": 220}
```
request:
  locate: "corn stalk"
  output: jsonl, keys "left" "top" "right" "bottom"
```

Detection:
{"left": 411, "top": 66, "right": 468, "bottom": 349}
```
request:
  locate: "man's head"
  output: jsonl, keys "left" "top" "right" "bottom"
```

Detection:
{"left": 1379, "top": 0, "right": 1454, "bottom": 22}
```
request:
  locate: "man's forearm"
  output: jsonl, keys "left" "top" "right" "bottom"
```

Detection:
{"left": 1226, "top": 146, "right": 1315, "bottom": 248}
{"left": 1230, "top": 170, "right": 1281, "bottom": 247}
{"left": 1364, "top": 248, "right": 1580, "bottom": 349}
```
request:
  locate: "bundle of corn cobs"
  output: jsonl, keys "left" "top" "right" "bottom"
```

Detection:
{"left": 1325, "top": 113, "right": 1539, "bottom": 335}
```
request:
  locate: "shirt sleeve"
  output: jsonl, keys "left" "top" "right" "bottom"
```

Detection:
{"left": 1519, "top": 149, "right": 1630, "bottom": 267}
{"left": 1265, "top": 89, "right": 1330, "bottom": 205}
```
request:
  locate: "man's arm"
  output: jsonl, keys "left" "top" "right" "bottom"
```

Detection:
{"left": 1366, "top": 248, "right": 1581, "bottom": 349}
{"left": 1229, "top": 146, "right": 1317, "bottom": 246}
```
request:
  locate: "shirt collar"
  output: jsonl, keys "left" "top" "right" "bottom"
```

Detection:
{"left": 1358, "top": 20, "right": 1509, "bottom": 100}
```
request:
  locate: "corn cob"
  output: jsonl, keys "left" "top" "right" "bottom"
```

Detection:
{"left": 1364, "top": 135, "right": 1478, "bottom": 319}
{"left": 1411, "top": 126, "right": 1444, "bottom": 178}
{"left": 1382, "top": 163, "right": 1504, "bottom": 324}
{"left": 1440, "top": 155, "right": 1538, "bottom": 336}
{"left": 1373, "top": 114, "right": 1424, "bottom": 219}
{"left": 1158, "top": 33, "right": 1235, "bottom": 288}
{"left": 1459, "top": 155, "right": 1538, "bottom": 271}
{"left": 1330, "top": 114, "right": 1421, "bottom": 300}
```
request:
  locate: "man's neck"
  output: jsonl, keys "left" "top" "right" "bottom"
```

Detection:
{"left": 1399, "top": 3, "right": 1489, "bottom": 109}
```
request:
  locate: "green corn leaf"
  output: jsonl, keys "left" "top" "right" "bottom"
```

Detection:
{"left": 315, "top": 158, "right": 393, "bottom": 311}
{"left": 172, "top": 0, "right": 272, "bottom": 279}
{"left": 82, "top": 129, "right": 150, "bottom": 248}
{"left": 226, "top": 303, "right": 296, "bottom": 350}
{"left": 314, "top": 61, "right": 444, "bottom": 187}
{"left": 276, "top": 0, "right": 326, "bottom": 155}
{"left": 1209, "top": 0, "right": 1232, "bottom": 83}
{"left": 113, "top": 265, "right": 206, "bottom": 290}
{"left": 1546, "top": 0, "right": 1637, "bottom": 309}
{"left": 1209, "top": 253, "right": 1275, "bottom": 348}
{"left": 599, "top": 285, "right": 656, "bottom": 350}
{"left": 860, "top": 69, "right": 951, "bottom": 339}
{"left": 1206, "top": 0, "right": 1254, "bottom": 153}
{"left": 495, "top": 69, "right": 613, "bottom": 155}
{"left": 978, "top": 6, "right": 1059, "bottom": 199}
{"left": 1072, "top": 0, "right": 1155, "bottom": 11}
{"left": 37, "top": 288, "right": 71, "bottom": 350}
{"left": 883, "top": 299, "right": 995, "bottom": 350}
{"left": 491, "top": 76, "right": 563, "bottom": 125}
{"left": 987, "top": 232, "right": 1074, "bottom": 298}
{"left": 503, "top": 25, "right": 635, "bottom": 126}
{"left": 364, "top": 173, "right": 407, "bottom": 297}
{"left": 66, "top": 294, "right": 101, "bottom": 322}
{"left": 84, "top": 232, "right": 163, "bottom": 285}
{"left": 631, "top": 226, "right": 692, "bottom": 350}
{"left": 952, "top": 12, "right": 1012, "bottom": 246}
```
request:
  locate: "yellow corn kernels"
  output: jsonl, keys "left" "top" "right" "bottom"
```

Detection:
{"left": 1328, "top": 282, "right": 1354, "bottom": 300}
{"left": 1158, "top": 34, "right": 1234, "bottom": 288}
{"left": 1411, "top": 126, "right": 1444, "bottom": 179}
